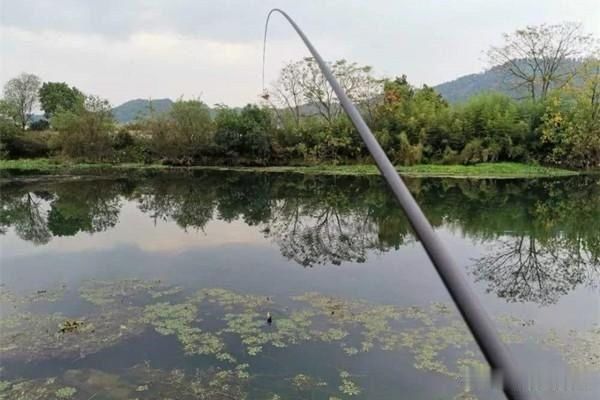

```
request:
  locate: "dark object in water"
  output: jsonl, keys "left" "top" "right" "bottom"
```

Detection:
{"left": 59, "top": 320, "right": 84, "bottom": 333}
{"left": 267, "top": 312, "right": 272, "bottom": 325}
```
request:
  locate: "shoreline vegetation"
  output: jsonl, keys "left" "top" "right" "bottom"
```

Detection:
{"left": 0, "top": 159, "right": 581, "bottom": 179}
{"left": 2, "top": 24, "right": 600, "bottom": 179}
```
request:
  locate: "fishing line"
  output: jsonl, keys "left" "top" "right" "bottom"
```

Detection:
{"left": 261, "top": 8, "right": 533, "bottom": 400}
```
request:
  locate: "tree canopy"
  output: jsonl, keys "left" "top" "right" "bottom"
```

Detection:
{"left": 39, "top": 82, "right": 84, "bottom": 119}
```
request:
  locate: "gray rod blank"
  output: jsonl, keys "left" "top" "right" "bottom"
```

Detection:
{"left": 263, "top": 8, "right": 532, "bottom": 400}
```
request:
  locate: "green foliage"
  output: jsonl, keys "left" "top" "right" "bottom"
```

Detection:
{"left": 0, "top": 125, "right": 50, "bottom": 159}
{"left": 38, "top": 82, "right": 84, "bottom": 119}
{"left": 0, "top": 117, "right": 19, "bottom": 158}
{"left": 214, "top": 104, "right": 272, "bottom": 163}
{"left": 541, "top": 60, "right": 600, "bottom": 168}
{"left": 3, "top": 57, "right": 600, "bottom": 169}
{"left": 145, "top": 99, "right": 213, "bottom": 163}
{"left": 112, "top": 127, "right": 135, "bottom": 150}
{"left": 52, "top": 95, "right": 115, "bottom": 161}
{"left": 374, "top": 77, "right": 449, "bottom": 165}
{"left": 456, "top": 92, "right": 529, "bottom": 164}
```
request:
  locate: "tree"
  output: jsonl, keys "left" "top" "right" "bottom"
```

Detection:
{"left": 0, "top": 102, "right": 20, "bottom": 158}
{"left": 215, "top": 105, "right": 273, "bottom": 162}
{"left": 146, "top": 98, "right": 213, "bottom": 162}
{"left": 2, "top": 73, "right": 41, "bottom": 130}
{"left": 38, "top": 82, "right": 84, "bottom": 119}
{"left": 488, "top": 22, "right": 594, "bottom": 101}
{"left": 270, "top": 58, "right": 379, "bottom": 126}
{"left": 457, "top": 93, "right": 529, "bottom": 163}
{"left": 169, "top": 99, "right": 213, "bottom": 149}
{"left": 374, "top": 77, "right": 450, "bottom": 164}
{"left": 540, "top": 58, "right": 600, "bottom": 168}
{"left": 270, "top": 60, "right": 305, "bottom": 127}
{"left": 52, "top": 95, "right": 115, "bottom": 161}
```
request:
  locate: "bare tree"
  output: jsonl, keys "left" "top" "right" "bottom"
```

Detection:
{"left": 298, "top": 57, "right": 339, "bottom": 124}
{"left": 487, "top": 22, "right": 594, "bottom": 101}
{"left": 269, "top": 58, "right": 380, "bottom": 126}
{"left": 270, "top": 60, "right": 306, "bottom": 127}
{"left": 3, "top": 73, "right": 41, "bottom": 130}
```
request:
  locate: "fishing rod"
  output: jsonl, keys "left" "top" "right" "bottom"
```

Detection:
{"left": 263, "top": 9, "right": 532, "bottom": 400}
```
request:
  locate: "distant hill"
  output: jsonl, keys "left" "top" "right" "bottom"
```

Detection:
{"left": 433, "top": 67, "right": 511, "bottom": 103}
{"left": 433, "top": 59, "right": 583, "bottom": 103}
{"left": 108, "top": 60, "right": 583, "bottom": 119}
{"left": 112, "top": 98, "right": 173, "bottom": 123}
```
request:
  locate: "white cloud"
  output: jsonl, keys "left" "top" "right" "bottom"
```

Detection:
{"left": 0, "top": 25, "right": 330, "bottom": 106}
{"left": 1, "top": 0, "right": 599, "bottom": 106}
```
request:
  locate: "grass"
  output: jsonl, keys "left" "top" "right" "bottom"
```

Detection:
{"left": 190, "top": 162, "right": 579, "bottom": 178}
{"left": 0, "top": 158, "right": 580, "bottom": 179}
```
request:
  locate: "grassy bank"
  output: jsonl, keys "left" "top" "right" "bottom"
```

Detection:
{"left": 0, "top": 159, "right": 581, "bottom": 179}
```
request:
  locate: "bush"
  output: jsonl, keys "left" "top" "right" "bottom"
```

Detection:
{"left": 52, "top": 95, "right": 115, "bottom": 161}
{"left": 145, "top": 99, "right": 213, "bottom": 162}
{"left": 0, "top": 122, "right": 50, "bottom": 159}
{"left": 441, "top": 146, "right": 460, "bottom": 164}
{"left": 394, "top": 132, "right": 423, "bottom": 165}
{"left": 0, "top": 120, "right": 19, "bottom": 158}
{"left": 113, "top": 127, "right": 135, "bottom": 150}
{"left": 459, "top": 139, "right": 484, "bottom": 164}
{"left": 214, "top": 105, "right": 272, "bottom": 164}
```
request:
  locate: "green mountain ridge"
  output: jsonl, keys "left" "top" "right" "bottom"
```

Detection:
{"left": 109, "top": 69, "right": 512, "bottom": 123}
{"left": 433, "top": 67, "right": 511, "bottom": 103}
{"left": 110, "top": 60, "right": 585, "bottom": 123}
{"left": 111, "top": 98, "right": 174, "bottom": 123}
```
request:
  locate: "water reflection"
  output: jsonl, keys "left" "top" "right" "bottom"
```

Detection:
{"left": 1, "top": 172, "right": 599, "bottom": 305}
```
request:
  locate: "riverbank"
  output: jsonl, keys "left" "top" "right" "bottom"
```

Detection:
{"left": 0, "top": 158, "right": 580, "bottom": 179}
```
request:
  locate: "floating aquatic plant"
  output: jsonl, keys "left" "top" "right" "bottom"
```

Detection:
{"left": 200, "top": 287, "right": 271, "bottom": 310}
{"left": 79, "top": 279, "right": 176, "bottom": 306}
{"left": 543, "top": 326, "right": 600, "bottom": 371}
{"left": 338, "top": 370, "right": 361, "bottom": 396}
{"left": 142, "top": 301, "right": 226, "bottom": 357}
{"left": 0, "top": 283, "right": 67, "bottom": 307}
{"left": 291, "top": 373, "right": 327, "bottom": 391}
{"left": 0, "top": 308, "right": 145, "bottom": 361}
{"left": 149, "top": 286, "right": 184, "bottom": 299}
{"left": 54, "top": 387, "right": 76, "bottom": 399}
{"left": 0, "top": 376, "right": 67, "bottom": 400}
{"left": 1, "top": 281, "right": 596, "bottom": 398}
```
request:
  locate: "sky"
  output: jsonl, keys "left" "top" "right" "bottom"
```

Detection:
{"left": 1, "top": 0, "right": 599, "bottom": 107}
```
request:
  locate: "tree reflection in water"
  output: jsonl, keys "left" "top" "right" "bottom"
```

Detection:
{"left": 1, "top": 172, "right": 598, "bottom": 305}
{"left": 473, "top": 234, "right": 598, "bottom": 305}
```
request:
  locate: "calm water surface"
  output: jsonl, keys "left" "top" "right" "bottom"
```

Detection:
{"left": 0, "top": 171, "right": 599, "bottom": 399}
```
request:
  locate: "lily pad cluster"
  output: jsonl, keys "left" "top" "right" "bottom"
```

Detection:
{"left": 543, "top": 326, "right": 600, "bottom": 371}
{"left": 79, "top": 279, "right": 180, "bottom": 306}
{"left": 0, "top": 283, "right": 67, "bottom": 307}
{"left": 0, "top": 307, "right": 146, "bottom": 361}
{"left": 1, "top": 279, "right": 598, "bottom": 399}
{"left": 0, "top": 365, "right": 252, "bottom": 400}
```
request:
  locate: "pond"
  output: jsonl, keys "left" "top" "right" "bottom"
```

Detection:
{"left": 0, "top": 171, "right": 598, "bottom": 399}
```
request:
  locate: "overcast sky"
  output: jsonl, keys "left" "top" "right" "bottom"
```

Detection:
{"left": 1, "top": 0, "right": 599, "bottom": 107}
